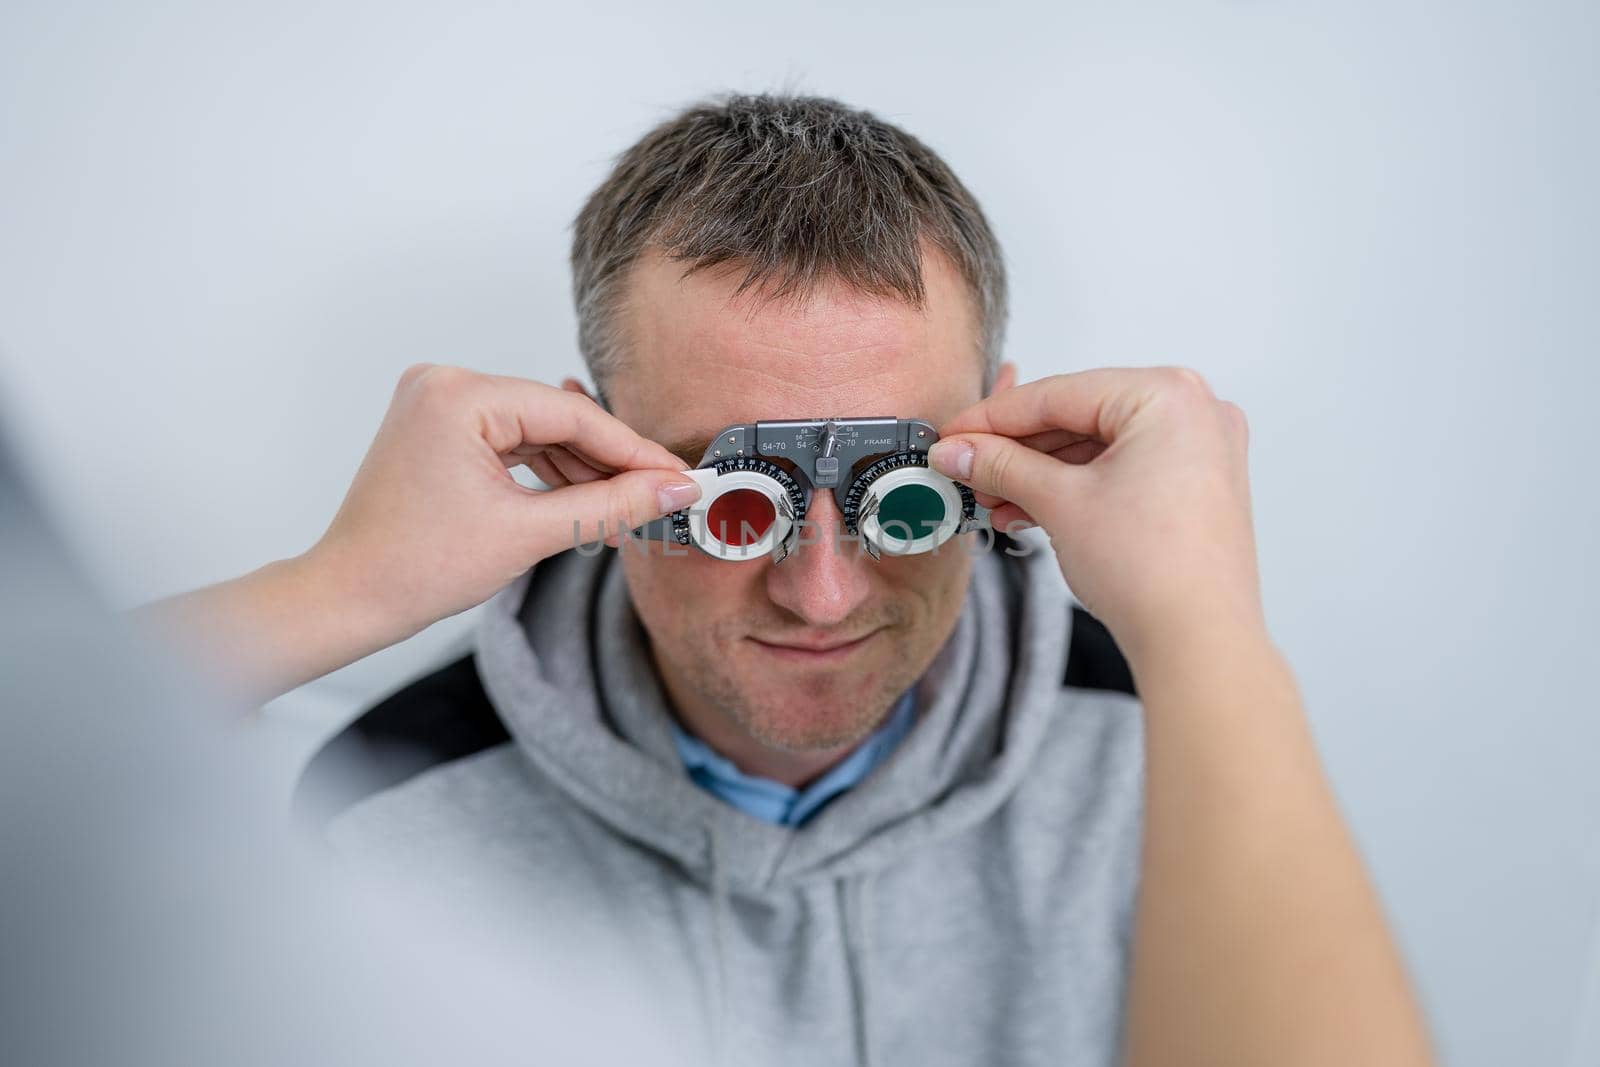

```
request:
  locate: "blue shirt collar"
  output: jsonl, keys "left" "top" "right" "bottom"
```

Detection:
{"left": 668, "top": 690, "right": 917, "bottom": 827}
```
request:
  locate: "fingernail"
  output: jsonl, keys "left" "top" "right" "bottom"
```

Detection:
{"left": 928, "top": 440, "right": 973, "bottom": 480}
{"left": 657, "top": 479, "right": 702, "bottom": 513}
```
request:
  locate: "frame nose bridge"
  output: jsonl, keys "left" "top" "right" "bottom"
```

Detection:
{"left": 783, "top": 467, "right": 857, "bottom": 530}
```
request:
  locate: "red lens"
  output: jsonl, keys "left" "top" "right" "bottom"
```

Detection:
{"left": 705, "top": 488, "right": 776, "bottom": 546}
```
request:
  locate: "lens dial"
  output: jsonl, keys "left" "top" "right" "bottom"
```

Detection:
{"left": 676, "top": 457, "right": 807, "bottom": 561}
{"left": 842, "top": 451, "right": 976, "bottom": 557}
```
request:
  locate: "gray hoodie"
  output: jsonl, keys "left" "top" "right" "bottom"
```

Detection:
{"left": 315, "top": 540, "right": 1145, "bottom": 1066}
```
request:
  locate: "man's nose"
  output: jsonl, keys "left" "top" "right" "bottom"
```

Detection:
{"left": 765, "top": 491, "right": 873, "bottom": 628}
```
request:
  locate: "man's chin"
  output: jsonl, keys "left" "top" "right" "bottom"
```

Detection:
{"left": 737, "top": 711, "right": 886, "bottom": 755}
{"left": 727, "top": 683, "right": 900, "bottom": 754}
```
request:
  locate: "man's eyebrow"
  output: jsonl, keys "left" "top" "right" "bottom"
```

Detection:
{"left": 662, "top": 436, "right": 714, "bottom": 465}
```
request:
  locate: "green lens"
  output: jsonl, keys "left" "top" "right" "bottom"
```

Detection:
{"left": 876, "top": 482, "right": 947, "bottom": 540}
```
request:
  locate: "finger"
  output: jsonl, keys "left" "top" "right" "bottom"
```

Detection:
{"left": 466, "top": 373, "right": 685, "bottom": 472}
{"left": 972, "top": 488, "right": 1006, "bottom": 510}
{"left": 1015, "top": 427, "right": 1097, "bottom": 454}
{"left": 988, "top": 502, "right": 1037, "bottom": 532}
{"left": 929, "top": 431, "right": 1086, "bottom": 523}
{"left": 522, "top": 469, "right": 702, "bottom": 560}
{"left": 523, "top": 453, "right": 567, "bottom": 489}
{"left": 562, "top": 440, "right": 622, "bottom": 476}
{"left": 499, "top": 422, "right": 651, "bottom": 480}
{"left": 1049, "top": 438, "right": 1108, "bottom": 466}
{"left": 546, "top": 446, "right": 607, "bottom": 486}
{"left": 939, "top": 368, "right": 1168, "bottom": 443}
{"left": 960, "top": 428, "right": 1102, "bottom": 472}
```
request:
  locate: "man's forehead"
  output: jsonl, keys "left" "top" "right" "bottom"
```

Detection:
{"left": 627, "top": 253, "right": 939, "bottom": 381}
{"left": 611, "top": 248, "right": 983, "bottom": 448}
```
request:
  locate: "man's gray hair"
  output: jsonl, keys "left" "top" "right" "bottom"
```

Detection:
{"left": 570, "top": 92, "right": 1008, "bottom": 396}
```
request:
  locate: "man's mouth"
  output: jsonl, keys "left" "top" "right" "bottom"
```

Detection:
{"left": 746, "top": 630, "right": 880, "bottom": 663}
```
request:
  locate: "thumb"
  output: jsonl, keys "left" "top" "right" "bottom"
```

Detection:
{"left": 929, "top": 433, "right": 1085, "bottom": 524}
{"left": 522, "top": 469, "right": 702, "bottom": 560}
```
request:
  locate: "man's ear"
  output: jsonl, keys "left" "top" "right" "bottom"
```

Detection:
{"left": 988, "top": 360, "right": 1018, "bottom": 397}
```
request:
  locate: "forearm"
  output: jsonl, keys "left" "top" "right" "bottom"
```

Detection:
{"left": 132, "top": 545, "right": 413, "bottom": 708}
{"left": 1120, "top": 624, "right": 1434, "bottom": 1067}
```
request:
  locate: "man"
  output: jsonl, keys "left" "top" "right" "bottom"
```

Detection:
{"left": 305, "top": 95, "right": 1149, "bottom": 1063}
{"left": 152, "top": 94, "right": 1432, "bottom": 1066}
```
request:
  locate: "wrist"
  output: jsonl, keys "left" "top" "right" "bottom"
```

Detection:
{"left": 1120, "top": 606, "right": 1284, "bottom": 699}
{"left": 293, "top": 535, "right": 423, "bottom": 655}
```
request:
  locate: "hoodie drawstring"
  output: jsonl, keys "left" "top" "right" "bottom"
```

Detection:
{"left": 840, "top": 872, "right": 878, "bottom": 1067}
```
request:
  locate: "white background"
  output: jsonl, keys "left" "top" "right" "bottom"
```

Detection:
{"left": 2, "top": 2, "right": 1597, "bottom": 1063}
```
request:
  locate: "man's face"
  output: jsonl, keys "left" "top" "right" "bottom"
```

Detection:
{"left": 605, "top": 248, "right": 988, "bottom": 754}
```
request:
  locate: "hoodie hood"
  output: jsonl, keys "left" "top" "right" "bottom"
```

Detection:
{"left": 323, "top": 538, "right": 1139, "bottom": 1067}
{"left": 473, "top": 539, "right": 1075, "bottom": 896}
